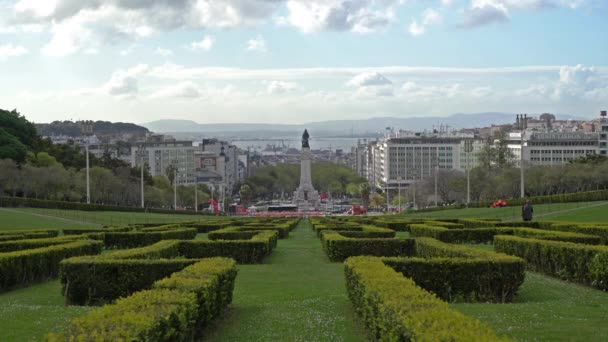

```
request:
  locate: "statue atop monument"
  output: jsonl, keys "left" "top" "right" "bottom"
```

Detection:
{"left": 293, "top": 129, "right": 319, "bottom": 211}
{"left": 302, "top": 129, "right": 310, "bottom": 149}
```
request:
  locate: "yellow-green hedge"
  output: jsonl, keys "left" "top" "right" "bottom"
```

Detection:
{"left": 344, "top": 256, "right": 508, "bottom": 341}
{"left": 495, "top": 235, "right": 608, "bottom": 290}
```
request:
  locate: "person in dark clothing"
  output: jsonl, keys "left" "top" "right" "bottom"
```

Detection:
{"left": 522, "top": 200, "right": 534, "bottom": 221}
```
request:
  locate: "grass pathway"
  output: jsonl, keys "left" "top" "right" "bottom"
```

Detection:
{"left": 201, "top": 219, "right": 367, "bottom": 341}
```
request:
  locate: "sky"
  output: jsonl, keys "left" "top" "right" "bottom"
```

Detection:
{"left": 0, "top": 0, "right": 607, "bottom": 125}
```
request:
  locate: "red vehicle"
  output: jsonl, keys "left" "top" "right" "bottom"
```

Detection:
{"left": 348, "top": 205, "right": 367, "bottom": 215}
{"left": 490, "top": 199, "right": 508, "bottom": 208}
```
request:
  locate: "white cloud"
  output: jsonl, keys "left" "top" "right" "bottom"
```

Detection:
{"left": 347, "top": 72, "right": 392, "bottom": 87}
{"left": 41, "top": 18, "right": 93, "bottom": 57}
{"left": 408, "top": 20, "right": 425, "bottom": 36}
{"left": 150, "top": 81, "right": 202, "bottom": 99}
{"left": 471, "top": 86, "right": 494, "bottom": 97}
{"left": 462, "top": 1, "right": 509, "bottom": 27}
{"left": 408, "top": 8, "right": 442, "bottom": 36}
{"left": 0, "top": 44, "right": 29, "bottom": 59}
{"left": 102, "top": 64, "right": 149, "bottom": 98}
{"left": 401, "top": 81, "right": 461, "bottom": 99}
{"left": 267, "top": 80, "right": 298, "bottom": 94}
{"left": 247, "top": 35, "right": 267, "bottom": 52}
{"left": 155, "top": 47, "right": 173, "bottom": 57}
{"left": 189, "top": 35, "right": 214, "bottom": 51}
{"left": 285, "top": 0, "right": 397, "bottom": 33}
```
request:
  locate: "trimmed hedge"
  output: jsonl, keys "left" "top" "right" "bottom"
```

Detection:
{"left": 0, "top": 195, "right": 214, "bottom": 216}
{"left": 153, "top": 258, "right": 237, "bottom": 330}
{"left": 337, "top": 226, "right": 396, "bottom": 239}
{"left": 546, "top": 223, "right": 608, "bottom": 243}
{"left": 49, "top": 258, "right": 237, "bottom": 341}
{"left": 208, "top": 228, "right": 257, "bottom": 241}
{"left": 512, "top": 227, "right": 601, "bottom": 245}
{"left": 180, "top": 231, "right": 278, "bottom": 264}
{"left": 48, "top": 288, "right": 199, "bottom": 341}
{"left": 0, "top": 240, "right": 103, "bottom": 291}
{"left": 101, "top": 240, "right": 181, "bottom": 260}
{"left": 0, "top": 230, "right": 59, "bottom": 242}
{"left": 0, "top": 235, "right": 86, "bottom": 253}
{"left": 344, "top": 256, "right": 506, "bottom": 341}
{"left": 60, "top": 257, "right": 199, "bottom": 305}
{"left": 495, "top": 235, "right": 608, "bottom": 290}
{"left": 321, "top": 232, "right": 415, "bottom": 262}
{"left": 104, "top": 228, "right": 197, "bottom": 249}
{"left": 180, "top": 221, "right": 231, "bottom": 233}
{"left": 410, "top": 224, "right": 514, "bottom": 244}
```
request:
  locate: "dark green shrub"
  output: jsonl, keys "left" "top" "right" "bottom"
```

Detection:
{"left": 321, "top": 232, "right": 415, "bottom": 262}
{"left": 0, "top": 240, "right": 102, "bottom": 291}
{"left": 60, "top": 257, "right": 199, "bottom": 305}
{"left": 104, "top": 228, "right": 197, "bottom": 249}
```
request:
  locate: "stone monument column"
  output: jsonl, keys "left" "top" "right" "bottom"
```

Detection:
{"left": 293, "top": 129, "right": 320, "bottom": 211}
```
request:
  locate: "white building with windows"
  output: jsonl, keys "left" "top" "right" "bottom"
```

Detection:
{"left": 131, "top": 141, "right": 197, "bottom": 185}
{"left": 507, "top": 131, "right": 599, "bottom": 167}
{"left": 362, "top": 131, "right": 484, "bottom": 191}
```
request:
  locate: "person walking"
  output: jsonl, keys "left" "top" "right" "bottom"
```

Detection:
{"left": 522, "top": 200, "right": 534, "bottom": 222}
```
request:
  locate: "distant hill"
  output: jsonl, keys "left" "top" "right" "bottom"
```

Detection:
{"left": 37, "top": 120, "right": 149, "bottom": 138}
{"left": 143, "top": 112, "right": 586, "bottom": 137}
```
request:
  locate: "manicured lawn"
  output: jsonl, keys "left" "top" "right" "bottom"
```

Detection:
{"left": 6, "top": 207, "right": 222, "bottom": 226}
{"left": 0, "top": 209, "right": 97, "bottom": 230}
{"left": 405, "top": 201, "right": 608, "bottom": 221}
{"left": 453, "top": 272, "right": 608, "bottom": 341}
{"left": 537, "top": 202, "right": 608, "bottom": 222}
{"left": 200, "top": 219, "right": 367, "bottom": 341}
{"left": 0, "top": 280, "right": 92, "bottom": 341}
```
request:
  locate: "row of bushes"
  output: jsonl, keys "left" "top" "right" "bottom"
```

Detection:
{"left": 321, "top": 232, "right": 415, "bottom": 262}
{"left": 0, "top": 239, "right": 103, "bottom": 291}
{"left": 104, "top": 228, "right": 198, "bottom": 249}
{"left": 0, "top": 229, "right": 59, "bottom": 242}
{"left": 0, "top": 196, "right": 214, "bottom": 215}
{"left": 410, "top": 224, "right": 601, "bottom": 245}
{"left": 495, "top": 235, "right": 608, "bottom": 290}
{"left": 0, "top": 235, "right": 88, "bottom": 253}
{"left": 181, "top": 231, "right": 278, "bottom": 263}
{"left": 49, "top": 258, "right": 238, "bottom": 341}
{"left": 344, "top": 256, "right": 505, "bottom": 341}
{"left": 61, "top": 231, "right": 278, "bottom": 304}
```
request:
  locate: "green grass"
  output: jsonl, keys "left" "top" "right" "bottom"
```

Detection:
{"left": 5, "top": 207, "right": 223, "bottom": 226}
{"left": 453, "top": 272, "right": 608, "bottom": 341}
{"left": 405, "top": 201, "right": 608, "bottom": 222}
{"left": 536, "top": 202, "right": 608, "bottom": 222}
{"left": 0, "top": 209, "right": 97, "bottom": 230}
{"left": 0, "top": 280, "right": 93, "bottom": 341}
{"left": 200, "top": 219, "right": 367, "bottom": 341}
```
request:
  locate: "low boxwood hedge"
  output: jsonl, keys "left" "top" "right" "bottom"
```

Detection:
{"left": 60, "top": 257, "right": 199, "bottom": 305}
{"left": 512, "top": 227, "right": 601, "bottom": 245}
{"left": 410, "top": 224, "right": 514, "bottom": 244}
{"left": 0, "top": 235, "right": 87, "bottom": 253}
{"left": 0, "top": 239, "right": 103, "bottom": 291}
{"left": 495, "top": 235, "right": 608, "bottom": 290}
{"left": 344, "top": 256, "right": 507, "bottom": 341}
{"left": 180, "top": 231, "right": 278, "bottom": 264}
{"left": 104, "top": 228, "right": 197, "bottom": 249}
{"left": 50, "top": 258, "right": 237, "bottom": 341}
{"left": 0, "top": 230, "right": 59, "bottom": 242}
{"left": 321, "top": 232, "right": 415, "bottom": 262}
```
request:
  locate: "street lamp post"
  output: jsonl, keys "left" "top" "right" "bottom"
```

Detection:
{"left": 434, "top": 165, "right": 438, "bottom": 207}
{"left": 138, "top": 144, "right": 145, "bottom": 209}
{"left": 397, "top": 176, "right": 402, "bottom": 212}
{"left": 79, "top": 121, "right": 94, "bottom": 205}
{"left": 85, "top": 142, "right": 90, "bottom": 204}
{"left": 520, "top": 131, "right": 526, "bottom": 198}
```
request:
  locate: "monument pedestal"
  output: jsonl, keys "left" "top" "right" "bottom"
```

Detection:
{"left": 293, "top": 131, "right": 320, "bottom": 212}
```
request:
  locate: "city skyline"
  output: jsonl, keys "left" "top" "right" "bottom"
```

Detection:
{"left": 1, "top": 0, "right": 607, "bottom": 124}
